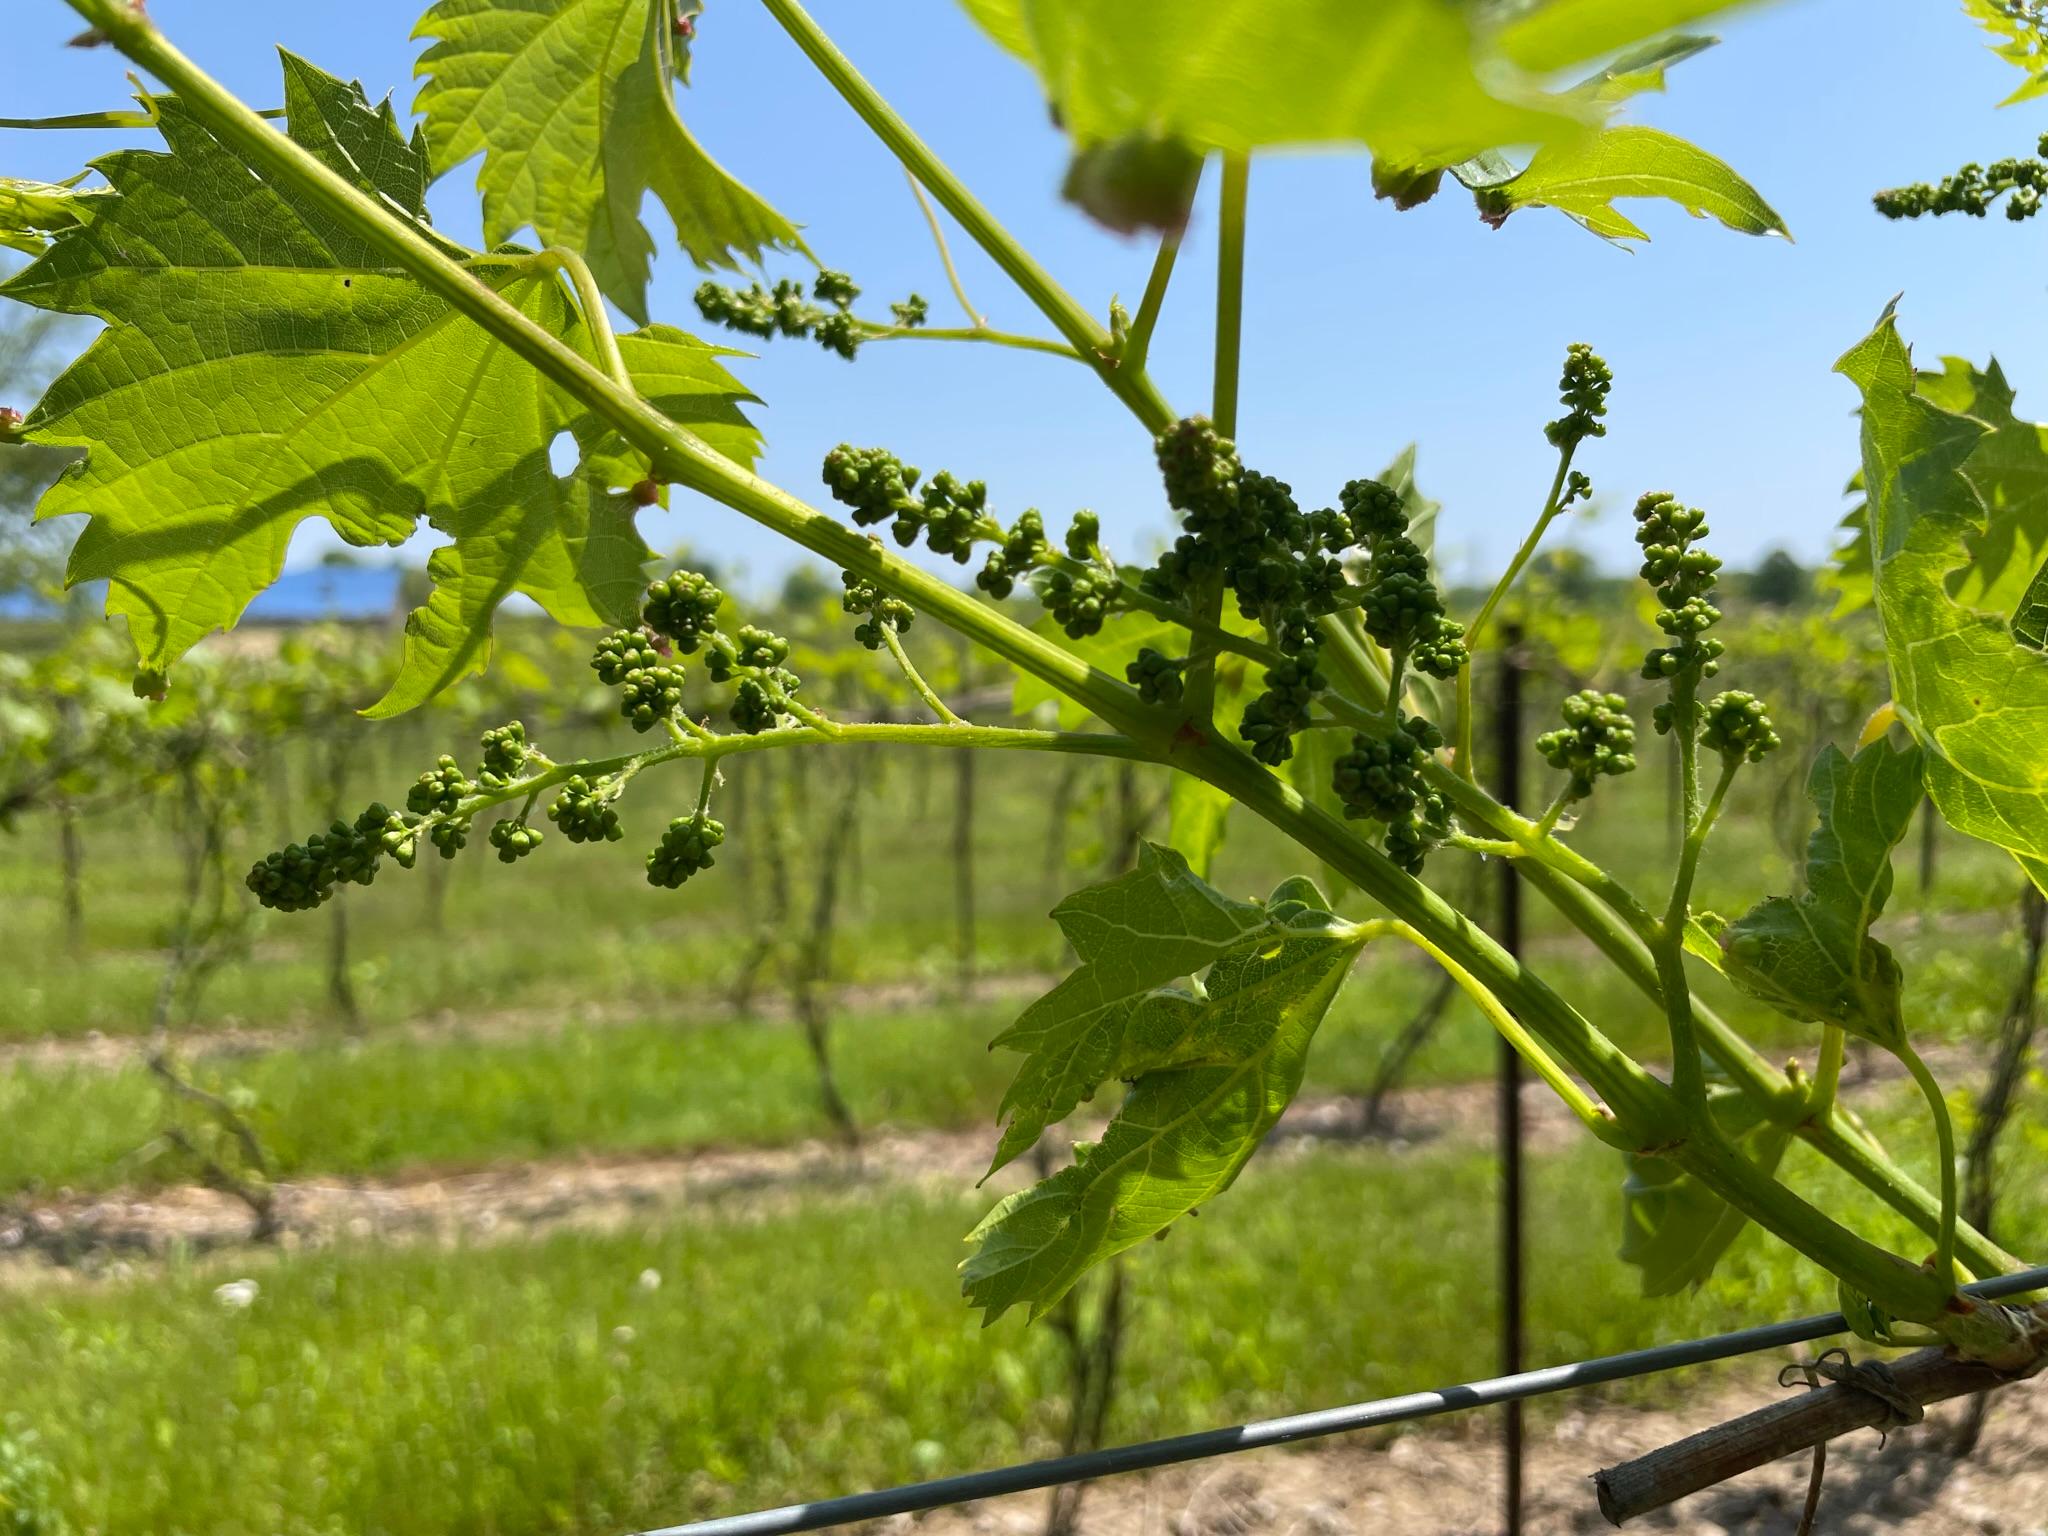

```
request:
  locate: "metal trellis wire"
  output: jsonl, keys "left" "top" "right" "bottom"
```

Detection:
{"left": 631, "top": 1264, "right": 2048, "bottom": 1536}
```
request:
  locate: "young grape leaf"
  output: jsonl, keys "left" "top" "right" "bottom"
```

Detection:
{"left": 2, "top": 53, "right": 757, "bottom": 709}
{"left": 969, "top": 857, "right": 1368, "bottom": 1320}
{"left": 1481, "top": 126, "right": 1787, "bottom": 242}
{"left": 1838, "top": 307, "right": 2048, "bottom": 895}
{"left": 413, "top": 0, "right": 804, "bottom": 324}
{"left": 987, "top": 844, "right": 1294, "bottom": 1170}
{"left": 1963, "top": 0, "right": 2048, "bottom": 105}
{"left": 1620, "top": 1080, "right": 1790, "bottom": 1296}
{"left": 1712, "top": 739, "right": 1925, "bottom": 1049}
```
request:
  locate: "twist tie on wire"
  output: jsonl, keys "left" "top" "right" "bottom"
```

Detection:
{"left": 1778, "top": 1347, "right": 1924, "bottom": 1536}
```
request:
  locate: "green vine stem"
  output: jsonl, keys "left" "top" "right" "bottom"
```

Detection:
{"left": 1212, "top": 153, "right": 1249, "bottom": 441}
{"left": 1302, "top": 604, "right": 2022, "bottom": 1277}
{"left": 62, "top": 0, "right": 2009, "bottom": 1336}
{"left": 1181, "top": 731, "right": 1959, "bottom": 1322}
{"left": 1183, "top": 151, "right": 1249, "bottom": 727}
{"left": 1659, "top": 751, "right": 1737, "bottom": 1109}
{"left": 880, "top": 627, "right": 964, "bottom": 726}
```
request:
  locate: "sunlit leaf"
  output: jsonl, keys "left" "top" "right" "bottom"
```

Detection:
{"left": 2, "top": 53, "right": 754, "bottom": 710}
{"left": 956, "top": 0, "right": 1035, "bottom": 63}
{"left": 570, "top": 323, "right": 763, "bottom": 492}
{"left": 1838, "top": 306, "right": 2048, "bottom": 896}
{"left": 1822, "top": 477, "right": 1875, "bottom": 619}
{"left": 413, "top": 0, "right": 805, "bottom": 323}
{"left": 1963, "top": 0, "right": 2048, "bottom": 105}
{"left": 1913, "top": 357, "right": 2048, "bottom": 623}
{"left": 1487, "top": 125, "right": 1787, "bottom": 241}
{"left": 985, "top": 844, "right": 1284, "bottom": 1171}
{"left": 968, "top": 850, "right": 1367, "bottom": 1319}
{"left": 1713, "top": 738, "right": 1925, "bottom": 1049}
{"left": 2016, "top": 558, "right": 2048, "bottom": 650}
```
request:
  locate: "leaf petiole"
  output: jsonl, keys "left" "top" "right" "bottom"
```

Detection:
{"left": 904, "top": 169, "right": 984, "bottom": 328}
{"left": 1376, "top": 919, "right": 1624, "bottom": 1144}
{"left": 880, "top": 624, "right": 965, "bottom": 726}
{"left": 1124, "top": 218, "right": 1185, "bottom": 373}
{"left": 852, "top": 321, "right": 1082, "bottom": 361}
{"left": 1898, "top": 1040, "right": 1960, "bottom": 1287}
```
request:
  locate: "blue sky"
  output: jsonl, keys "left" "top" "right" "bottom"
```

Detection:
{"left": 4, "top": 0, "right": 2047, "bottom": 593}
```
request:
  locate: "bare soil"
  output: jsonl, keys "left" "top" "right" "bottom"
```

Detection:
{"left": 0, "top": 1038, "right": 1962, "bottom": 1276}
{"left": 0, "top": 1080, "right": 1596, "bottom": 1273}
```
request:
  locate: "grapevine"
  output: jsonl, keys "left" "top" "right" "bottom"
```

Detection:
{"left": 4, "top": 3, "right": 2046, "bottom": 1522}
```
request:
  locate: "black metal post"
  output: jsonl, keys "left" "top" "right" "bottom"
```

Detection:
{"left": 1494, "top": 628, "right": 1526, "bottom": 1536}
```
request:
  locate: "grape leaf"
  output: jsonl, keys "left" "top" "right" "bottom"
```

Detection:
{"left": 986, "top": 844, "right": 1289, "bottom": 1171}
{"left": 1483, "top": 126, "right": 1787, "bottom": 242}
{"left": 1620, "top": 1080, "right": 1791, "bottom": 1296}
{"left": 1913, "top": 358, "right": 2048, "bottom": 624}
{"left": 1713, "top": 739, "right": 1925, "bottom": 1049}
{"left": 956, "top": 0, "right": 1770, "bottom": 230}
{"left": 413, "top": 0, "right": 804, "bottom": 324}
{"left": 1, "top": 53, "right": 756, "bottom": 710}
{"left": 1963, "top": 0, "right": 2048, "bottom": 105}
{"left": 1822, "top": 473, "right": 1875, "bottom": 619}
{"left": 569, "top": 323, "right": 762, "bottom": 492}
{"left": 1825, "top": 359, "right": 2048, "bottom": 627}
{"left": 968, "top": 853, "right": 1367, "bottom": 1320}
{"left": 1838, "top": 307, "right": 2048, "bottom": 896}
{"left": 957, "top": 0, "right": 1035, "bottom": 63}
{"left": 2016, "top": 558, "right": 2048, "bottom": 651}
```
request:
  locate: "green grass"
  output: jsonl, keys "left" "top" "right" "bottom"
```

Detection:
{"left": 3, "top": 902, "right": 2027, "bottom": 1199}
{"left": 5, "top": 1122, "right": 2037, "bottom": 1536}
